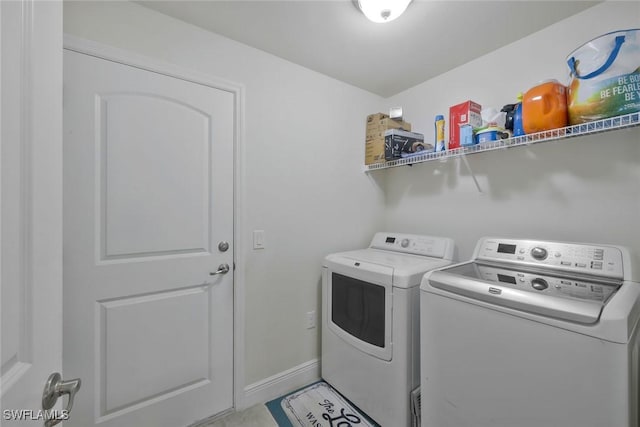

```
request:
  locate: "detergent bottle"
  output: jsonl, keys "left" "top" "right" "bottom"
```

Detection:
{"left": 513, "top": 93, "right": 525, "bottom": 136}
{"left": 522, "top": 80, "right": 568, "bottom": 134}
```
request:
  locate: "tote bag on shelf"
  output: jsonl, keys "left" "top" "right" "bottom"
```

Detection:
{"left": 567, "top": 28, "right": 640, "bottom": 125}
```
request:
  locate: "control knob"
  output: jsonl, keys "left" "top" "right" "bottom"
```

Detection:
{"left": 530, "top": 247, "right": 548, "bottom": 260}
{"left": 531, "top": 278, "right": 549, "bottom": 291}
{"left": 401, "top": 238, "right": 410, "bottom": 248}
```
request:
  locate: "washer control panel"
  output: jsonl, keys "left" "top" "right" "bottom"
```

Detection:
{"left": 471, "top": 263, "right": 618, "bottom": 302}
{"left": 369, "top": 232, "right": 453, "bottom": 259}
{"left": 476, "top": 238, "right": 624, "bottom": 279}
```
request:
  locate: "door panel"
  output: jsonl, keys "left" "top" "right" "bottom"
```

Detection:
{"left": 63, "top": 49, "right": 235, "bottom": 427}
{"left": 99, "top": 93, "right": 211, "bottom": 258}
{"left": 99, "top": 288, "right": 210, "bottom": 414}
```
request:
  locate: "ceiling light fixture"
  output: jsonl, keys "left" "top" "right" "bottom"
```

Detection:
{"left": 355, "top": 0, "right": 412, "bottom": 23}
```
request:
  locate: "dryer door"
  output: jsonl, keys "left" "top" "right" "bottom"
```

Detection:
{"left": 324, "top": 259, "right": 393, "bottom": 361}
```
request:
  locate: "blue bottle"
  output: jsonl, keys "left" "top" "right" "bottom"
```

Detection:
{"left": 513, "top": 94, "right": 525, "bottom": 136}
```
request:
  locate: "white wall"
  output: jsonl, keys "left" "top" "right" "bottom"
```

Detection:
{"left": 384, "top": 1, "right": 640, "bottom": 260}
{"left": 63, "top": 0, "right": 386, "bottom": 393}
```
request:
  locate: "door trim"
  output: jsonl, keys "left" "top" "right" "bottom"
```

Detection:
{"left": 62, "top": 34, "right": 247, "bottom": 411}
{"left": 1, "top": 0, "right": 37, "bottom": 393}
{"left": 2, "top": 0, "right": 63, "bottom": 409}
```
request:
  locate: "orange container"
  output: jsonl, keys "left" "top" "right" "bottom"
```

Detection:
{"left": 522, "top": 80, "right": 568, "bottom": 134}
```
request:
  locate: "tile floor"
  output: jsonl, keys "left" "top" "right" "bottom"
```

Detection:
{"left": 200, "top": 404, "right": 279, "bottom": 427}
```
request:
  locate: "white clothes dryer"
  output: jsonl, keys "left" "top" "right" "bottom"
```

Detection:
{"left": 420, "top": 237, "right": 640, "bottom": 427}
{"left": 322, "top": 232, "right": 455, "bottom": 427}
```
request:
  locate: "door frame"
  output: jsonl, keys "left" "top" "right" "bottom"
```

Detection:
{"left": 62, "top": 34, "right": 247, "bottom": 414}
{"left": 1, "top": 0, "right": 63, "bottom": 414}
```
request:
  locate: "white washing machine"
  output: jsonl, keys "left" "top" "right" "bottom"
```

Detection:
{"left": 322, "top": 232, "right": 455, "bottom": 427}
{"left": 420, "top": 237, "right": 640, "bottom": 427}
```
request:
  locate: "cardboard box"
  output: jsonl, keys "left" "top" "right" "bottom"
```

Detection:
{"left": 449, "top": 101, "right": 482, "bottom": 150}
{"left": 366, "top": 113, "right": 411, "bottom": 134}
{"left": 365, "top": 113, "right": 412, "bottom": 165}
{"left": 367, "top": 112, "right": 389, "bottom": 122}
{"left": 366, "top": 130, "right": 385, "bottom": 142}
{"left": 384, "top": 129, "right": 425, "bottom": 160}
{"left": 365, "top": 139, "right": 386, "bottom": 165}
{"left": 367, "top": 118, "right": 412, "bottom": 134}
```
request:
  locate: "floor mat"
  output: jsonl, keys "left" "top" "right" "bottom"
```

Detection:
{"left": 266, "top": 381, "right": 378, "bottom": 427}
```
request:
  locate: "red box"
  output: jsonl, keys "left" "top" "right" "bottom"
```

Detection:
{"left": 449, "top": 100, "right": 482, "bottom": 150}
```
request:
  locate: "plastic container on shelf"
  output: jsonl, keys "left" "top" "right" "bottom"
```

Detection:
{"left": 522, "top": 80, "right": 568, "bottom": 134}
{"left": 475, "top": 126, "right": 510, "bottom": 144}
{"left": 501, "top": 97, "right": 525, "bottom": 136}
{"left": 460, "top": 124, "right": 475, "bottom": 146}
{"left": 513, "top": 93, "right": 525, "bottom": 136}
{"left": 434, "top": 115, "right": 446, "bottom": 152}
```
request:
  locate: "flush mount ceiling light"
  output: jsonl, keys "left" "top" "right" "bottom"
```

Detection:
{"left": 355, "top": 0, "right": 412, "bottom": 23}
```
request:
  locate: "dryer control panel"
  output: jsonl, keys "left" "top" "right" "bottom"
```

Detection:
{"left": 369, "top": 232, "right": 454, "bottom": 260}
{"left": 476, "top": 238, "right": 625, "bottom": 280}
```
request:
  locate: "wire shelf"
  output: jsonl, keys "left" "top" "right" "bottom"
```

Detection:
{"left": 363, "top": 112, "right": 640, "bottom": 172}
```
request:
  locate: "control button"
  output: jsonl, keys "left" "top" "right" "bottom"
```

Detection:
{"left": 530, "top": 247, "right": 548, "bottom": 260}
{"left": 531, "top": 278, "right": 549, "bottom": 291}
{"left": 401, "top": 238, "right": 410, "bottom": 248}
{"left": 554, "top": 252, "right": 561, "bottom": 258}
{"left": 519, "top": 249, "right": 526, "bottom": 254}
{"left": 576, "top": 263, "right": 587, "bottom": 268}
{"left": 561, "top": 261, "right": 572, "bottom": 266}
{"left": 593, "top": 254, "right": 603, "bottom": 260}
{"left": 560, "top": 280, "right": 572, "bottom": 285}
{"left": 592, "top": 264, "right": 603, "bottom": 270}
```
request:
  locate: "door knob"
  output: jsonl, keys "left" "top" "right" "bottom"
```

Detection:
{"left": 210, "top": 263, "right": 230, "bottom": 276}
{"left": 42, "top": 372, "right": 81, "bottom": 426}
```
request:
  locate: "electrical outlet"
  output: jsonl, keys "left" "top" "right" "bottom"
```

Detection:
{"left": 306, "top": 310, "right": 316, "bottom": 329}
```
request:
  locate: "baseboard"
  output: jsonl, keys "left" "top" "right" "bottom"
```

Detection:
{"left": 240, "top": 359, "right": 320, "bottom": 409}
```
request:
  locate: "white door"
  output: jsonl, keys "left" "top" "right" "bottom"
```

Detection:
{"left": 63, "top": 49, "right": 235, "bottom": 427}
{"left": 1, "top": 1, "right": 66, "bottom": 426}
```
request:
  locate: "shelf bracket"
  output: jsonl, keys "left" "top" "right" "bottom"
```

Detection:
{"left": 461, "top": 154, "right": 482, "bottom": 193}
